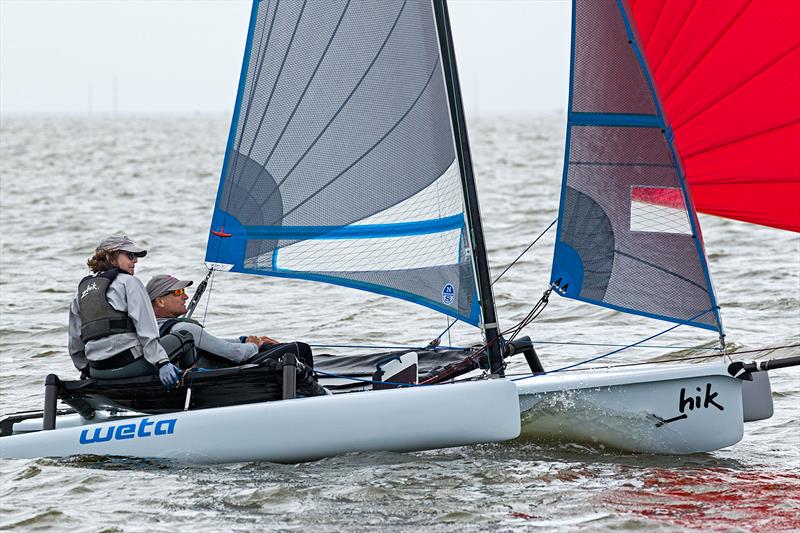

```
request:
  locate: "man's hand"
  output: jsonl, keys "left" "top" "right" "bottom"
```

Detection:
{"left": 245, "top": 335, "right": 264, "bottom": 347}
{"left": 245, "top": 335, "right": 279, "bottom": 347}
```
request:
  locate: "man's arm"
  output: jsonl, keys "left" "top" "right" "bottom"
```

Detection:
{"left": 173, "top": 322, "right": 259, "bottom": 364}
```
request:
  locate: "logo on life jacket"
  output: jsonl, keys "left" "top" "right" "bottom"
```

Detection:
{"left": 78, "top": 417, "right": 176, "bottom": 444}
{"left": 80, "top": 282, "right": 98, "bottom": 299}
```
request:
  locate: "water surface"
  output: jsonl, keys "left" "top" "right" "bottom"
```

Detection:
{"left": 1, "top": 114, "right": 798, "bottom": 531}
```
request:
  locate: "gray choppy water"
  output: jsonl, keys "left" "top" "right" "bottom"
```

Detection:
{"left": 1, "top": 115, "right": 798, "bottom": 531}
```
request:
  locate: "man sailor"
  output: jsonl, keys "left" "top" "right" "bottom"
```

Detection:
{"left": 146, "top": 274, "right": 314, "bottom": 369}
{"left": 68, "top": 235, "right": 181, "bottom": 387}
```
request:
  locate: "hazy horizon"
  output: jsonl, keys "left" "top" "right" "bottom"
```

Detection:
{"left": 1, "top": 1, "right": 571, "bottom": 117}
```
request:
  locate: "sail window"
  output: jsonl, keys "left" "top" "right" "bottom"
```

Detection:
{"left": 630, "top": 186, "right": 692, "bottom": 235}
{"left": 272, "top": 229, "right": 462, "bottom": 273}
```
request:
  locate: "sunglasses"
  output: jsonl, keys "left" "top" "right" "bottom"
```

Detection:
{"left": 162, "top": 288, "right": 187, "bottom": 297}
{"left": 121, "top": 251, "right": 138, "bottom": 260}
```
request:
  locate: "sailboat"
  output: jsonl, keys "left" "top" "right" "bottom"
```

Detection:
{"left": 1, "top": 0, "right": 798, "bottom": 462}
{"left": 0, "top": 0, "right": 521, "bottom": 463}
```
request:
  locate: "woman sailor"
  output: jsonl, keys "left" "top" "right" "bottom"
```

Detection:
{"left": 68, "top": 234, "right": 181, "bottom": 387}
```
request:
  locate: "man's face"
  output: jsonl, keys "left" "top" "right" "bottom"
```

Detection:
{"left": 154, "top": 288, "right": 188, "bottom": 318}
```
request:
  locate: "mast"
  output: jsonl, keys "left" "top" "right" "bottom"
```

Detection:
{"left": 432, "top": 0, "right": 503, "bottom": 375}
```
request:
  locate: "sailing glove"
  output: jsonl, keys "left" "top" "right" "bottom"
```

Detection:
{"left": 158, "top": 361, "right": 181, "bottom": 387}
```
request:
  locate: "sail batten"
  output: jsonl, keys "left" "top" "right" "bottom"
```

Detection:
{"left": 206, "top": 0, "right": 483, "bottom": 326}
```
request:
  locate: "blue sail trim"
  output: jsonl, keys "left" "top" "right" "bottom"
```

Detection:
{"left": 564, "top": 295, "right": 719, "bottom": 333}
{"left": 207, "top": 0, "right": 261, "bottom": 262}
{"left": 569, "top": 112, "right": 660, "bottom": 128}
{"left": 615, "top": 0, "right": 723, "bottom": 336}
{"left": 243, "top": 214, "right": 464, "bottom": 240}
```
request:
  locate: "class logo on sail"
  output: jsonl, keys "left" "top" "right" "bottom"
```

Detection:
{"left": 442, "top": 283, "right": 455, "bottom": 305}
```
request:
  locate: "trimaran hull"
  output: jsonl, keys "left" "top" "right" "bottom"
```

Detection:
{"left": 1, "top": 361, "right": 771, "bottom": 462}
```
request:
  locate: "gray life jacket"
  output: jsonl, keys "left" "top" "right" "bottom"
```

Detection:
{"left": 78, "top": 268, "right": 136, "bottom": 343}
{"left": 158, "top": 318, "right": 199, "bottom": 369}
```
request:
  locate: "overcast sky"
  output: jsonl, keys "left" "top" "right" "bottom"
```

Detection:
{"left": 0, "top": 0, "right": 571, "bottom": 116}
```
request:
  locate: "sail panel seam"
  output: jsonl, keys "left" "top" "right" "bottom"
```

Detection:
{"left": 262, "top": 57, "right": 442, "bottom": 223}
{"left": 243, "top": 0, "right": 309, "bottom": 163}
{"left": 262, "top": 0, "right": 352, "bottom": 169}
{"left": 251, "top": 0, "right": 410, "bottom": 214}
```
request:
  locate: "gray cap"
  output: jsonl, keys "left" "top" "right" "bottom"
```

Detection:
{"left": 96, "top": 234, "right": 147, "bottom": 257}
{"left": 146, "top": 275, "right": 193, "bottom": 301}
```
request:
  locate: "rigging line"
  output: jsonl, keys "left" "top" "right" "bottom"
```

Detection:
{"left": 674, "top": 44, "right": 800, "bottom": 132}
{"left": 250, "top": 0, "right": 410, "bottom": 213}
{"left": 195, "top": 269, "right": 216, "bottom": 355}
{"left": 660, "top": 0, "right": 752, "bottom": 100}
{"left": 261, "top": 0, "right": 352, "bottom": 169}
{"left": 614, "top": 249, "right": 709, "bottom": 293}
{"left": 528, "top": 340, "right": 719, "bottom": 350}
{"left": 223, "top": 0, "right": 279, "bottom": 217}
{"left": 427, "top": 218, "right": 556, "bottom": 344}
{"left": 262, "top": 58, "right": 441, "bottom": 225}
{"left": 725, "top": 343, "right": 800, "bottom": 356}
{"left": 309, "top": 343, "right": 466, "bottom": 350}
{"left": 313, "top": 368, "right": 423, "bottom": 387}
{"left": 491, "top": 218, "right": 556, "bottom": 286}
{"left": 506, "top": 343, "right": 800, "bottom": 375}
{"left": 242, "top": 0, "right": 309, "bottom": 164}
{"left": 511, "top": 307, "right": 712, "bottom": 380}
{"left": 505, "top": 352, "right": 722, "bottom": 377}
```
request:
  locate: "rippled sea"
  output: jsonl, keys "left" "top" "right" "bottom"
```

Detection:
{"left": 1, "top": 114, "right": 798, "bottom": 532}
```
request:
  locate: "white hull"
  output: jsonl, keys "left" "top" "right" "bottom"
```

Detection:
{"left": 0, "top": 380, "right": 520, "bottom": 464}
{"left": 514, "top": 361, "right": 751, "bottom": 454}
{"left": 0, "top": 361, "right": 769, "bottom": 462}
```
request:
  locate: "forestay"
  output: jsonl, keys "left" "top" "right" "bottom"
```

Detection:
{"left": 206, "top": 0, "right": 480, "bottom": 325}
{"left": 550, "top": 0, "right": 722, "bottom": 333}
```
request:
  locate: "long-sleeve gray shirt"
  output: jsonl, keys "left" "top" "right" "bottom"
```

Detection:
{"left": 68, "top": 273, "right": 169, "bottom": 371}
{"left": 156, "top": 317, "right": 258, "bottom": 364}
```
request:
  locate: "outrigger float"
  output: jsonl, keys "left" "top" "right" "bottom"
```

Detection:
{"left": 2, "top": 0, "right": 799, "bottom": 463}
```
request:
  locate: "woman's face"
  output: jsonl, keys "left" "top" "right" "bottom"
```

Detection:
{"left": 111, "top": 251, "right": 138, "bottom": 275}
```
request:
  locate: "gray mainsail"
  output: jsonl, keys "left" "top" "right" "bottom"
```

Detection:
{"left": 206, "top": 0, "right": 485, "bottom": 326}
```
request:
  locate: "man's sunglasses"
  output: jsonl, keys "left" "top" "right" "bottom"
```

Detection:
{"left": 121, "top": 251, "right": 138, "bottom": 260}
{"left": 161, "top": 288, "right": 187, "bottom": 298}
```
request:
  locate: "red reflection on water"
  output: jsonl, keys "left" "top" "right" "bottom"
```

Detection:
{"left": 600, "top": 468, "right": 800, "bottom": 532}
